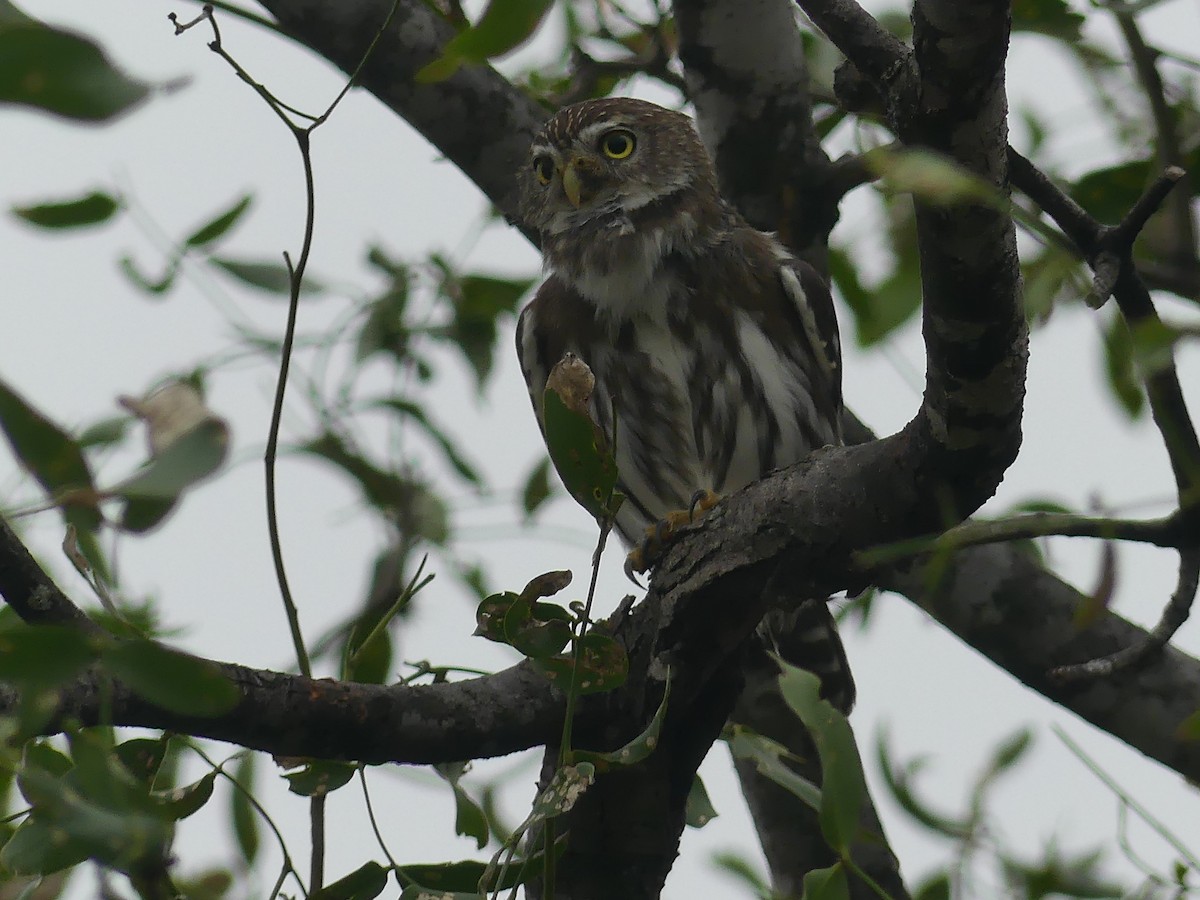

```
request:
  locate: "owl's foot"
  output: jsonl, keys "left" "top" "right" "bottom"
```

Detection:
{"left": 624, "top": 489, "right": 721, "bottom": 579}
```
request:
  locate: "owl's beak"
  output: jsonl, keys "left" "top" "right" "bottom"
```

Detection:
{"left": 560, "top": 155, "right": 600, "bottom": 208}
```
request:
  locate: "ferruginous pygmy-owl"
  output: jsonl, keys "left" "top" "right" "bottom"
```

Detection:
{"left": 515, "top": 97, "right": 853, "bottom": 710}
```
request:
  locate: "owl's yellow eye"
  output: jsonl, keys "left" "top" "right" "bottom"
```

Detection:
{"left": 599, "top": 129, "right": 636, "bottom": 160}
{"left": 532, "top": 155, "right": 554, "bottom": 185}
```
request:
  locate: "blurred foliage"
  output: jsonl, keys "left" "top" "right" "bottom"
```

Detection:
{"left": 1, "top": 0, "right": 1199, "bottom": 898}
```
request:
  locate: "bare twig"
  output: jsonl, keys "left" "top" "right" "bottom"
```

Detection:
{"left": 794, "top": 0, "right": 911, "bottom": 95}
{"left": 1008, "top": 150, "right": 1200, "bottom": 679}
{"left": 0, "top": 516, "right": 104, "bottom": 637}
{"left": 171, "top": 5, "right": 402, "bottom": 886}
{"left": 1051, "top": 548, "right": 1200, "bottom": 682}
{"left": 857, "top": 509, "right": 1190, "bottom": 569}
{"left": 1111, "top": 4, "right": 1197, "bottom": 268}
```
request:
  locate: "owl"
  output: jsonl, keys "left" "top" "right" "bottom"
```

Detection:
{"left": 514, "top": 97, "right": 853, "bottom": 710}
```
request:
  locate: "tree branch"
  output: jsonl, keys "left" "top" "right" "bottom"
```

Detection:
{"left": 673, "top": 0, "right": 840, "bottom": 259}
{"left": 879, "top": 542, "right": 1200, "bottom": 778}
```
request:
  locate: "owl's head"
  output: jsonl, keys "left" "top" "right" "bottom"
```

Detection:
{"left": 517, "top": 98, "right": 720, "bottom": 240}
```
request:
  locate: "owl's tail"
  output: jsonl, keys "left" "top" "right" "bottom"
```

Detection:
{"left": 759, "top": 599, "right": 856, "bottom": 714}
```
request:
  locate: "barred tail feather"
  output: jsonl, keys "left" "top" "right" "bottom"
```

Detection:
{"left": 760, "top": 600, "right": 856, "bottom": 714}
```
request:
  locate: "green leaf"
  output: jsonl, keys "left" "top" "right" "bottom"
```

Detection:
{"left": 0, "top": 815, "right": 89, "bottom": 875}
{"left": 399, "top": 890, "right": 482, "bottom": 900}
{"left": 119, "top": 253, "right": 180, "bottom": 296}
{"left": 114, "top": 737, "right": 169, "bottom": 787}
{"left": 1129, "top": 317, "right": 1180, "bottom": 377}
{"left": 521, "top": 457, "right": 553, "bottom": 519}
{"left": 726, "top": 726, "right": 822, "bottom": 811}
{"left": 211, "top": 256, "right": 326, "bottom": 296}
{"left": 1177, "top": 709, "right": 1200, "bottom": 741}
{"left": 0, "top": 22, "right": 150, "bottom": 121}
{"left": 475, "top": 592, "right": 517, "bottom": 643}
{"left": 156, "top": 771, "right": 217, "bottom": 821}
{"left": 1070, "top": 160, "right": 1150, "bottom": 224}
{"left": 0, "top": 375, "right": 100, "bottom": 531}
{"left": 17, "top": 742, "right": 73, "bottom": 807}
{"left": 77, "top": 415, "right": 132, "bottom": 449}
{"left": 1102, "top": 313, "right": 1144, "bottom": 418}
{"left": 532, "top": 632, "right": 628, "bottom": 694}
{"left": 101, "top": 640, "right": 239, "bottom": 716}
{"left": 914, "top": 873, "right": 952, "bottom": 900}
{"left": 685, "top": 774, "right": 718, "bottom": 828}
{"left": 436, "top": 270, "right": 532, "bottom": 389}
{"left": 1011, "top": 0, "right": 1085, "bottom": 41}
{"left": 283, "top": 761, "right": 357, "bottom": 798}
{"left": 776, "top": 662, "right": 867, "bottom": 855}
{"left": 355, "top": 259, "right": 411, "bottom": 362}
{"left": 398, "top": 853, "right": 550, "bottom": 893}
{"left": 12, "top": 191, "right": 119, "bottom": 229}
{"left": 111, "top": 416, "right": 228, "bottom": 493}
{"left": 345, "top": 608, "right": 394, "bottom": 685}
{"left": 434, "top": 763, "right": 490, "bottom": 850}
{"left": 576, "top": 676, "right": 669, "bottom": 769}
{"left": 530, "top": 762, "right": 594, "bottom": 820}
{"left": 711, "top": 852, "right": 771, "bottom": 897}
{"left": 1022, "top": 246, "right": 1086, "bottom": 320}
{"left": 11, "top": 764, "right": 170, "bottom": 875}
{"left": 801, "top": 862, "right": 850, "bottom": 900}
{"left": 876, "top": 730, "right": 971, "bottom": 839}
{"left": 830, "top": 227, "right": 921, "bottom": 347}
{"left": 452, "top": 785, "right": 489, "bottom": 850}
{"left": 980, "top": 728, "right": 1033, "bottom": 784}
{"left": 311, "top": 861, "right": 389, "bottom": 900}
{"left": 505, "top": 609, "right": 572, "bottom": 659}
{"left": 301, "top": 434, "right": 449, "bottom": 544}
{"left": 865, "top": 146, "right": 999, "bottom": 207}
{"left": 417, "top": 0, "right": 553, "bottom": 81}
{"left": 0, "top": 626, "right": 96, "bottom": 690}
{"left": 66, "top": 729, "right": 149, "bottom": 813}
{"left": 185, "top": 194, "right": 252, "bottom": 247}
{"left": 372, "top": 398, "right": 481, "bottom": 485}
{"left": 542, "top": 381, "right": 621, "bottom": 522}
{"left": 231, "top": 754, "right": 259, "bottom": 866}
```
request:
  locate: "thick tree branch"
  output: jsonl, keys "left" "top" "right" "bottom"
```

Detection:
{"left": 880, "top": 542, "right": 1200, "bottom": 779}
{"left": 673, "top": 0, "right": 839, "bottom": 259}
{"left": 0, "top": 515, "right": 563, "bottom": 764}
{"left": 795, "top": 0, "right": 913, "bottom": 93}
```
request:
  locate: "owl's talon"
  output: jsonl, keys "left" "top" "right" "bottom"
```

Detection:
{"left": 624, "top": 491, "right": 724, "bottom": 576}
{"left": 688, "top": 488, "right": 720, "bottom": 520}
{"left": 623, "top": 554, "right": 645, "bottom": 587}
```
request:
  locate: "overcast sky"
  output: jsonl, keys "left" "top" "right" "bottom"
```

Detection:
{"left": 3, "top": 1, "right": 1200, "bottom": 897}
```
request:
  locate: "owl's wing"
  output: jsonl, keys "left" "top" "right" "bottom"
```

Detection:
{"left": 515, "top": 275, "right": 584, "bottom": 442}
{"left": 776, "top": 255, "right": 845, "bottom": 444}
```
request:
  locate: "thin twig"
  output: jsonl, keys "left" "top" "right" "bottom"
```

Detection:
{"left": 190, "top": 745, "right": 308, "bottom": 897}
{"left": 172, "top": 6, "right": 403, "bottom": 889}
{"left": 1111, "top": 4, "right": 1197, "bottom": 267}
{"left": 310, "top": 795, "right": 326, "bottom": 890}
{"left": 1008, "top": 150, "right": 1200, "bottom": 679}
{"left": 855, "top": 510, "right": 1185, "bottom": 569}
{"left": 358, "top": 767, "right": 401, "bottom": 870}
